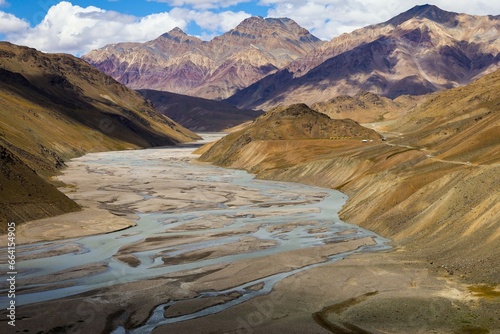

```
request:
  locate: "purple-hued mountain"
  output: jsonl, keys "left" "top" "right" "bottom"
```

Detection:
{"left": 82, "top": 17, "right": 324, "bottom": 101}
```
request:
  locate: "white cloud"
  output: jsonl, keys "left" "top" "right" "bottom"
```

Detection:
{"left": 171, "top": 7, "right": 250, "bottom": 35}
{"left": 148, "top": 0, "right": 251, "bottom": 10}
{"left": 6, "top": 1, "right": 186, "bottom": 55}
{"left": 3, "top": 1, "right": 250, "bottom": 55}
{"left": 0, "top": 11, "right": 30, "bottom": 34}
{"left": 264, "top": 0, "right": 393, "bottom": 40}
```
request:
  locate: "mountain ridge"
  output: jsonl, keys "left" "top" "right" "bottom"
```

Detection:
{"left": 82, "top": 5, "right": 500, "bottom": 110}
{"left": 199, "top": 67, "right": 500, "bottom": 284}
{"left": 138, "top": 89, "right": 263, "bottom": 131}
{"left": 227, "top": 5, "right": 500, "bottom": 109}
{"left": 82, "top": 17, "right": 324, "bottom": 100}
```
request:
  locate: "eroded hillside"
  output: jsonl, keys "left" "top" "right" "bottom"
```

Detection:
{"left": 199, "top": 103, "right": 381, "bottom": 167}
{"left": 0, "top": 42, "right": 199, "bottom": 228}
{"left": 200, "top": 71, "right": 500, "bottom": 283}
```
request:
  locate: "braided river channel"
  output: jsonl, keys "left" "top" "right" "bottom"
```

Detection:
{"left": 0, "top": 134, "right": 390, "bottom": 333}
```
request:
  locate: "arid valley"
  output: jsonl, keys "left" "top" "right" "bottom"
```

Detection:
{"left": 1, "top": 2, "right": 499, "bottom": 334}
{"left": 2, "top": 134, "right": 498, "bottom": 333}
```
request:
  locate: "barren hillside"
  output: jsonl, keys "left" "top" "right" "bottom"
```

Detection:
{"left": 0, "top": 42, "right": 199, "bottom": 228}
{"left": 200, "top": 70, "right": 500, "bottom": 283}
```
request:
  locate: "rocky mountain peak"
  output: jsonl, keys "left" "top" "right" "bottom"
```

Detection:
{"left": 386, "top": 4, "right": 459, "bottom": 27}
{"left": 230, "top": 16, "right": 318, "bottom": 40}
{"left": 159, "top": 27, "right": 200, "bottom": 43}
{"left": 168, "top": 27, "right": 187, "bottom": 36}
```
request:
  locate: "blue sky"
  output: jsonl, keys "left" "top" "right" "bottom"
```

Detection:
{"left": 1, "top": 0, "right": 499, "bottom": 56}
{"left": 2, "top": 0, "right": 267, "bottom": 34}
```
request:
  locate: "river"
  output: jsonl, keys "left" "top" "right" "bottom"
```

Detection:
{"left": 0, "top": 134, "right": 389, "bottom": 333}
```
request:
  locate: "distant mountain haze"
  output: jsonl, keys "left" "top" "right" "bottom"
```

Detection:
{"left": 138, "top": 89, "right": 263, "bottom": 131}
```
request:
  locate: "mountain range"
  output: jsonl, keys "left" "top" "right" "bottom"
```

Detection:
{"left": 83, "top": 17, "right": 323, "bottom": 101}
{"left": 1, "top": 5, "right": 499, "bottom": 332}
{"left": 83, "top": 5, "right": 500, "bottom": 112}
{"left": 137, "top": 89, "right": 262, "bottom": 131}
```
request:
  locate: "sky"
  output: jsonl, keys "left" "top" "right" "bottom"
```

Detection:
{"left": 1, "top": 0, "right": 499, "bottom": 56}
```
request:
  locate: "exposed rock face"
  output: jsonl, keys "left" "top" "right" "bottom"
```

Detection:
{"left": 82, "top": 17, "right": 324, "bottom": 100}
{"left": 0, "top": 42, "right": 199, "bottom": 227}
{"left": 227, "top": 5, "right": 500, "bottom": 109}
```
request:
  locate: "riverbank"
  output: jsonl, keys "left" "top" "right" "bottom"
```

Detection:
{"left": 1, "top": 136, "right": 498, "bottom": 333}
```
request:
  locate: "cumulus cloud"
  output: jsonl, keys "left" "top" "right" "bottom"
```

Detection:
{"left": 148, "top": 0, "right": 251, "bottom": 10}
{"left": 6, "top": 2, "right": 186, "bottom": 55}
{"left": 263, "top": 0, "right": 394, "bottom": 39}
{"left": 171, "top": 7, "right": 250, "bottom": 33}
{"left": 0, "top": 11, "right": 30, "bottom": 34}
{"left": 3, "top": 1, "right": 251, "bottom": 55}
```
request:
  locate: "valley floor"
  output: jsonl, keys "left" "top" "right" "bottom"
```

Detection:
{"left": 0, "top": 135, "right": 498, "bottom": 334}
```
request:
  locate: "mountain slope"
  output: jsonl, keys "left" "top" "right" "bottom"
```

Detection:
{"left": 82, "top": 17, "right": 324, "bottom": 100}
{"left": 0, "top": 42, "right": 199, "bottom": 228}
{"left": 199, "top": 103, "right": 381, "bottom": 168}
{"left": 200, "top": 68, "right": 500, "bottom": 284}
{"left": 227, "top": 5, "right": 500, "bottom": 109}
{"left": 311, "top": 92, "right": 422, "bottom": 123}
{"left": 138, "top": 89, "right": 262, "bottom": 131}
{"left": 0, "top": 145, "right": 80, "bottom": 232}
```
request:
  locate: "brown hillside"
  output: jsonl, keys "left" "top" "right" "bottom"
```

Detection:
{"left": 311, "top": 91, "right": 423, "bottom": 123}
{"left": 200, "top": 70, "right": 500, "bottom": 284}
{"left": 386, "top": 68, "right": 500, "bottom": 165}
{"left": 199, "top": 104, "right": 382, "bottom": 167}
{"left": 0, "top": 145, "right": 79, "bottom": 232}
{"left": 0, "top": 42, "right": 200, "bottom": 228}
